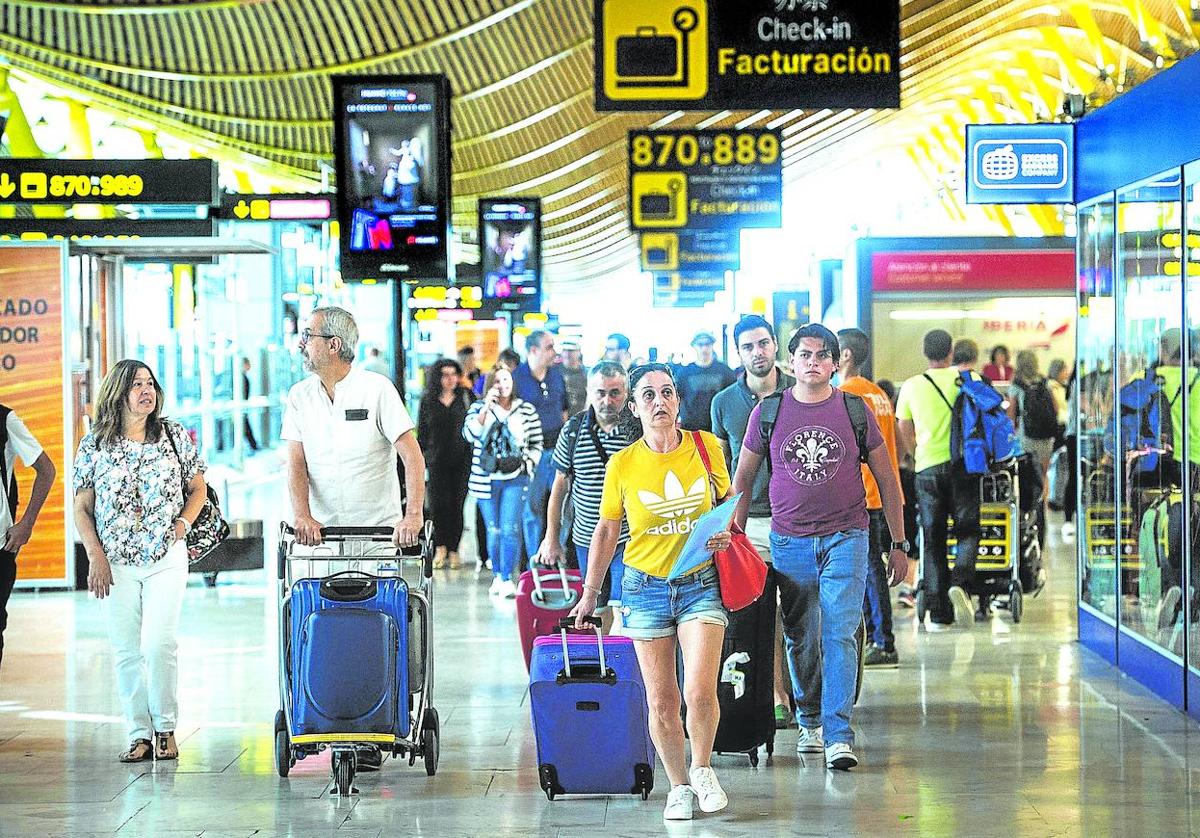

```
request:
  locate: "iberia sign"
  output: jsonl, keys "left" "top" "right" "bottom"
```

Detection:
{"left": 595, "top": 0, "right": 900, "bottom": 111}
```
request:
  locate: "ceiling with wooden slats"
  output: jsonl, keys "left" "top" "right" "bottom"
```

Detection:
{"left": 0, "top": 0, "right": 1196, "bottom": 290}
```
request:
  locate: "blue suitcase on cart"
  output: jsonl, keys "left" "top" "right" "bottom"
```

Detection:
{"left": 289, "top": 572, "right": 410, "bottom": 738}
{"left": 529, "top": 618, "right": 655, "bottom": 800}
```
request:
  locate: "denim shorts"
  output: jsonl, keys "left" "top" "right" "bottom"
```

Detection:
{"left": 618, "top": 563, "right": 729, "bottom": 641}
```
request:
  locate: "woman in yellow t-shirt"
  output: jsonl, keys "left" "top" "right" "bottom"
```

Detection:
{"left": 570, "top": 363, "right": 733, "bottom": 822}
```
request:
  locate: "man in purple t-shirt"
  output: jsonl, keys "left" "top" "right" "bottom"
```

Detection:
{"left": 733, "top": 323, "right": 908, "bottom": 772}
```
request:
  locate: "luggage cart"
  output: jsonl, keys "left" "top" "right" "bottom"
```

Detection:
{"left": 916, "top": 460, "right": 1036, "bottom": 624}
{"left": 274, "top": 523, "right": 437, "bottom": 796}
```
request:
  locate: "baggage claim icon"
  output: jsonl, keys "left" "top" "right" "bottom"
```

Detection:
{"left": 602, "top": 1, "right": 708, "bottom": 101}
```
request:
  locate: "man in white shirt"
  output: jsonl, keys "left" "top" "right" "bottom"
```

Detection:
{"left": 0, "top": 405, "right": 56, "bottom": 673}
{"left": 283, "top": 306, "right": 425, "bottom": 548}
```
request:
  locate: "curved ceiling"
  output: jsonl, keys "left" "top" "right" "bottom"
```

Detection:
{"left": 0, "top": 0, "right": 1196, "bottom": 288}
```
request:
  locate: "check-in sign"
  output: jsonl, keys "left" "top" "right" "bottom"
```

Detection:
{"left": 966, "top": 124, "right": 1074, "bottom": 204}
{"left": 640, "top": 229, "right": 740, "bottom": 272}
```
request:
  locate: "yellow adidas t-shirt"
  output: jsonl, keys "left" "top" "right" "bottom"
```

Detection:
{"left": 599, "top": 430, "right": 731, "bottom": 578}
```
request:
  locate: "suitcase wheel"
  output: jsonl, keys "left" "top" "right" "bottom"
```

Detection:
{"left": 540, "top": 764, "right": 565, "bottom": 801}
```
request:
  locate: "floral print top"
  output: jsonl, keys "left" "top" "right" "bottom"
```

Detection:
{"left": 73, "top": 420, "right": 205, "bottom": 567}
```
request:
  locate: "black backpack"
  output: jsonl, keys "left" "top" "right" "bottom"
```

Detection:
{"left": 478, "top": 410, "right": 524, "bottom": 474}
{"left": 758, "top": 390, "right": 870, "bottom": 475}
{"left": 1017, "top": 377, "right": 1058, "bottom": 441}
{"left": 0, "top": 405, "right": 15, "bottom": 520}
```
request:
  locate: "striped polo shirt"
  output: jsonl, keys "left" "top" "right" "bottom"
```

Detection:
{"left": 553, "top": 408, "right": 636, "bottom": 548}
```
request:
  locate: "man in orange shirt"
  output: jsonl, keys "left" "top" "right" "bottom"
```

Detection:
{"left": 838, "top": 328, "right": 903, "bottom": 667}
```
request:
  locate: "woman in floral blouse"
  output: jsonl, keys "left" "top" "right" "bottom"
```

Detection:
{"left": 73, "top": 360, "right": 209, "bottom": 763}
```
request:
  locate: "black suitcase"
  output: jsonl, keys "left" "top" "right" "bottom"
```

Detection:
{"left": 711, "top": 568, "right": 778, "bottom": 766}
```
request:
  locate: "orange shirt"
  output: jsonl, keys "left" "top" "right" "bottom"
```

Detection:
{"left": 839, "top": 375, "right": 901, "bottom": 510}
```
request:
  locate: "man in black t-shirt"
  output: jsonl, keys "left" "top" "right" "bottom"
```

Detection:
{"left": 676, "top": 330, "right": 736, "bottom": 433}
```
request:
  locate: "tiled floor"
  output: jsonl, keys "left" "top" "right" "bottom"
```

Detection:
{"left": 3, "top": 519, "right": 1200, "bottom": 836}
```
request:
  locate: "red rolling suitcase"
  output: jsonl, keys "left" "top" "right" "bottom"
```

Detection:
{"left": 516, "top": 564, "right": 583, "bottom": 671}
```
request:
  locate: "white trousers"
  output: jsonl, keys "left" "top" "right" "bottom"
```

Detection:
{"left": 103, "top": 541, "right": 188, "bottom": 741}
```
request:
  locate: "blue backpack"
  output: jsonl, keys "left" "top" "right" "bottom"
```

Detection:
{"left": 1109, "top": 368, "right": 1182, "bottom": 474}
{"left": 925, "top": 371, "right": 1021, "bottom": 475}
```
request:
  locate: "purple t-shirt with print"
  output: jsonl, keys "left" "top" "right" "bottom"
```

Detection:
{"left": 743, "top": 388, "right": 884, "bottom": 538}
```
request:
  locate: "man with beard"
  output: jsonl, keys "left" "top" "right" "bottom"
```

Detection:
{"left": 711, "top": 315, "right": 795, "bottom": 727}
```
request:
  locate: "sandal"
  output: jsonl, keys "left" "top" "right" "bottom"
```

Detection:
{"left": 119, "top": 739, "right": 153, "bottom": 763}
{"left": 154, "top": 731, "right": 179, "bottom": 760}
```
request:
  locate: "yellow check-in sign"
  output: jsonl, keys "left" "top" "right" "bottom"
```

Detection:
{"left": 641, "top": 233, "right": 679, "bottom": 271}
{"left": 601, "top": 0, "right": 708, "bottom": 102}
{"left": 631, "top": 172, "right": 687, "bottom": 228}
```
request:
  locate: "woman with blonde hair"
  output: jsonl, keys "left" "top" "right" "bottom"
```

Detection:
{"left": 74, "top": 360, "right": 209, "bottom": 763}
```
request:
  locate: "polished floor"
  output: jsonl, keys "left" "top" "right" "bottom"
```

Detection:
{"left": 3, "top": 518, "right": 1200, "bottom": 837}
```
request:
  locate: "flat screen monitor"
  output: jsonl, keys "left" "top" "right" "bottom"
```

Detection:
{"left": 333, "top": 74, "right": 451, "bottom": 281}
{"left": 478, "top": 197, "right": 541, "bottom": 310}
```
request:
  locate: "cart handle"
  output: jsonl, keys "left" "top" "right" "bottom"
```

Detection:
{"left": 278, "top": 521, "right": 434, "bottom": 579}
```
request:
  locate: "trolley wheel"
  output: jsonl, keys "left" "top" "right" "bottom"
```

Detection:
{"left": 274, "top": 709, "right": 286, "bottom": 733}
{"left": 203, "top": 572, "right": 218, "bottom": 588}
{"left": 422, "top": 707, "right": 440, "bottom": 776}
{"left": 748, "top": 749, "right": 759, "bottom": 768}
{"left": 334, "top": 754, "right": 355, "bottom": 796}
{"left": 275, "top": 728, "right": 292, "bottom": 778}
{"left": 1010, "top": 588, "right": 1024, "bottom": 624}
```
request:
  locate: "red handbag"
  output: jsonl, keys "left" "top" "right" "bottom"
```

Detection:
{"left": 690, "top": 432, "right": 768, "bottom": 611}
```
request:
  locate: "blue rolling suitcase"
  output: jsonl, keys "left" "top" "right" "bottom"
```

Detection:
{"left": 289, "top": 572, "right": 410, "bottom": 740}
{"left": 529, "top": 618, "right": 655, "bottom": 800}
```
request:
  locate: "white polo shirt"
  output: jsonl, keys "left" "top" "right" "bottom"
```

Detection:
{"left": 281, "top": 368, "right": 415, "bottom": 526}
{"left": 1, "top": 409, "right": 44, "bottom": 534}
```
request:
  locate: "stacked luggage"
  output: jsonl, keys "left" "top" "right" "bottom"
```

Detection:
{"left": 275, "top": 524, "right": 439, "bottom": 796}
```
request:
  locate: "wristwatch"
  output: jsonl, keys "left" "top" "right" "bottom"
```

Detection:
{"left": 890, "top": 539, "right": 911, "bottom": 553}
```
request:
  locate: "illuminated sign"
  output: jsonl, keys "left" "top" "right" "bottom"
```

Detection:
{"left": 595, "top": 0, "right": 900, "bottom": 111}
{"left": 0, "top": 219, "right": 215, "bottom": 241}
{"left": 640, "top": 229, "right": 739, "bottom": 272}
{"left": 628, "top": 130, "right": 782, "bottom": 231}
{"left": 0, "top": 159, "right": 217, "bottom": 205}
{"left": 651, "top": 271, "right": 724, "bottom": 307}
{"left": 965, "top": 124, "right": 1074, "bottom": 204}
{"left": 479, "top": 198, "right": 541, "bottom": 311}
{"left": 219, "top": 193, "right": 333, "bottom": 222}
{"left": 333, "top": 74, "right": 452, "bottom": 281}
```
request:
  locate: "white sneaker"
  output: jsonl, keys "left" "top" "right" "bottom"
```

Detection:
{"left": 948, "top": 585, "right": 974, "bottom": 626}
{"left": 488, "top": 576, "right": 503, "bottom": 596}
{"left": 925, "top": 619, "right": 952, "bottom": 633}
{"left": 796, "top": 726, "right": 824, "bottom": 754}
{"left": 825, "top": 742, "right": 859, "bottom": 771}
{"left": 662, "top": 784, "right": 695, "bottom": 821}
{"left": 687, "top": 766, "right": 727, "bottom": 813}
{"left": 1061, "top": 521, "right": 1076, "bottom": 542}
{"left": 502, "top": 580, "right": 517, "bottom": 599}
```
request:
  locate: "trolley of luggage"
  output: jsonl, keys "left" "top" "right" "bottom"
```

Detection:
{"left": 274, "top": 522, "right": 438, "bottom": 796}
{"left": 917, "top": 455, "right": 1044, "bottom": 624}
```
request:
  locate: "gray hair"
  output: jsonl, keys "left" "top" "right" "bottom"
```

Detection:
{"left": 525, "top": 329, "right": 551, "bottom": 352}
{"left": 312, "top": 306, "right": 358, "bottom": 362}
{"left": 588, "top": 360, "right": 628, "bottom": 382}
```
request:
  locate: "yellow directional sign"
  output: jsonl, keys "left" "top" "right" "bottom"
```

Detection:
{"left": 641, "top": 232, "right": 679, "bottom": 270}
{"left": 600, "top": 0, "right": 708, "bottom": 102}
{"left": 631, "top": 172, "right": 687, "bottom": 228}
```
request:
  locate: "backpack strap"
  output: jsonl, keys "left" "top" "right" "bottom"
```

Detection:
{"left": 1168, "top": 369, "right": 1198, "bottom": 407}
{"left": 560, "top": 411, "right": 585, "bottom": 477}
{"left": 923, "top": 372, "right": 956, "bottom": 414}
{"left": 0, "top": 405, "right": 13, "bottom": 520}
{"left": 841, "top": 392, "right": 871, "bottom": 464}
{"left": 584, "top": 412, "right": 611, "bottom": 466}
{"left": 757, "top": 391, "right": 784, "bottom": 477}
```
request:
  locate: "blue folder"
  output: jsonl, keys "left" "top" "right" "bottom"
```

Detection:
{"left": 667, "top": 493, "right": 742, "bottom": 580}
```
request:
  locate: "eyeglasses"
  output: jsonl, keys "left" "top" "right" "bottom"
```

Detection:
{"left": 300, "top": 328, "right": 335, "bottom": 343}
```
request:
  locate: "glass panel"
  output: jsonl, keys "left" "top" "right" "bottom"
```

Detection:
{"left": 1078, "top": 197, "right": 1117, "bottom": 620}
{"left": 1115, "top": 170, "right": 1183, "bottom": 653}
{"left": 1184, "top": 163, "right": 1200, "bottom": 668}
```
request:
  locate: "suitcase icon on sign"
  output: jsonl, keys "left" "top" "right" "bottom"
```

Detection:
{"left": 632, "top": 173, "right": 687, "bottom": 228}
{"left": 605, "top": 3, "right": 707, "bottom": 98}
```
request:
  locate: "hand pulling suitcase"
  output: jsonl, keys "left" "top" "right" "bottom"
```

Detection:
{"left": 709, "top": 567, "right": 777, "bottom": 766}
{"left": 529, "top": 618, "right": 655, "bottom": 800}
{"left": 289, "top": 572, "right": 410, "bottom": 739}
{"left": 516, "top": 564, "right": 583, "bottom": 671}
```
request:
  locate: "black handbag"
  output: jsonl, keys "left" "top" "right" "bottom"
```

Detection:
{"left": 165, "top": 424, "right": 230, "bottom": 564}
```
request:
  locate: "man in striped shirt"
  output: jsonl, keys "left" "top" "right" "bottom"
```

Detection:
{"left": 537, "top": 361, "right": 640, "bottom": 628}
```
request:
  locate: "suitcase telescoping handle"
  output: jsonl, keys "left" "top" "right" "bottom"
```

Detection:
{"left": 555, "top": 616, "right": 606, "bottom": 680}
{"left": 530, "top": 560, "right": 575, "bottom": 603}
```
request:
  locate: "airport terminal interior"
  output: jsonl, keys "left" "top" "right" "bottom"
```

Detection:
{"left": 4, "top": 0, "right": 1200, "bottom": 835}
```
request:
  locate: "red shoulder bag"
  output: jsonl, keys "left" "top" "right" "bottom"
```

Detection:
{"left": 690, "top": 431, "right": 768, "bottom": 612}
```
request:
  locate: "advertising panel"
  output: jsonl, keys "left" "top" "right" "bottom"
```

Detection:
{"left": 628, "top": 129, "right": 782, "bottom": 231}
{"left": 333, "top": 75, "right": 452, "bottom": 281}
{"left": 595, "top": 0, "right": 900, "bottom": 111}
{"left": 0, "top": 244, "right": 70, "bottom": 585}
{"left": 478, "top": 198, "right": 541, "bottom": 311}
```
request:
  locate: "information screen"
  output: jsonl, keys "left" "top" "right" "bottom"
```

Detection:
{"left": 478, "top": 198, "right": 541, "bottom": 309}
{"left": 333, "top": 75, "right": 451, "bottom": 281}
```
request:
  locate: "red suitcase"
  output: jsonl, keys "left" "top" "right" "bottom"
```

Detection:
{"left": 516, "top": 564, "right": 583, "bottom": 671}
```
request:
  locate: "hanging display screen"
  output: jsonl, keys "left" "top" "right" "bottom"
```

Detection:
{"left": 333, "top": 75, "right": 451, "bottom": 281}
{"left": 478, "top": 198, "right": 541, "bottom": 310}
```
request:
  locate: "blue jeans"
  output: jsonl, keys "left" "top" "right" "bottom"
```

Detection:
{"left": 576, "top": 542, "right": 627, "bottom": 606}
{"left": 862, "top": 509, "right": 895, "bottom": 651}
{"left": 618, "top": 564, "right": 729, "bottom": 641}
{"left": 770, "top": 528, "right": 869, "bottom": 746}
{"left": 478, "top": 474, "right": 529, "bottom": 582}
{"left": 522, "top": 450, "right": 556, "bottom": 560}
